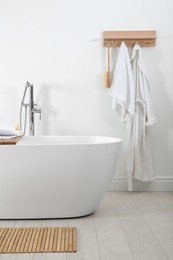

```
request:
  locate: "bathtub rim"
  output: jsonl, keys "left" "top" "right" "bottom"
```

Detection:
{"left": 16, "top": 135, "right": 123, "bottom": 146}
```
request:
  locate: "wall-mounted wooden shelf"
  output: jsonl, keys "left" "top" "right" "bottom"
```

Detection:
{"left": 103, "top": 30, "right": 157, "bottom": 47}
{"left": 103, "top": 30, "right": 157, "bottom": 88}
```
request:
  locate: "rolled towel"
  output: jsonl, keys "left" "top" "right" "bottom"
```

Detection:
{"left": 0, "top": 117, "right": 23, "bottom": 138}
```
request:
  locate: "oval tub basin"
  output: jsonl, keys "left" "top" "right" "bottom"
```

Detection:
{"left": 0, "top": 136, "right": 122, "bottom": 219}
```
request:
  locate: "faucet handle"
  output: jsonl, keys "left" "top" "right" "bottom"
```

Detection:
{"left": 39, "top": 111, "right": 41, "bottom": 120}
{"left": 32, "top": 107, "right": 42, "bottom": 120}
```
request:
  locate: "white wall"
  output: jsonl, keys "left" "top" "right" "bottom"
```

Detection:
{"left": 0, "top": 0, "right": 173, "bottom": 187}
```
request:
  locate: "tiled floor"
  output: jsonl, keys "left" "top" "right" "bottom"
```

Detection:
{"left": 0, "top": 192, "right": 173, "bottom": 260}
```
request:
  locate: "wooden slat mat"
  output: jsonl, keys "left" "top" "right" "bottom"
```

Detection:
{"left": 0, "top": 227, "right": 77, "bottom": 254}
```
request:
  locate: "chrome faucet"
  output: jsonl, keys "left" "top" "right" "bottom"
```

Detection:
{"left": 20, "top": 81, "right": 42, "bottom": 136}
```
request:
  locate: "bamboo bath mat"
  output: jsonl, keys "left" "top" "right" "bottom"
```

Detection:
{"left": 0, "top": 227, "right": 77, "bottom": 254}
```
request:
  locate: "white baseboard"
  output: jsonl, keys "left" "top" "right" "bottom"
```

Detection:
{"left": 109, "top": 176, "right": 173, "bottom": 191}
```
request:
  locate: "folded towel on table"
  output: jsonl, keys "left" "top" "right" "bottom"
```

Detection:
{"left": 0, "top": 117, "right": 23, "bottom": 139}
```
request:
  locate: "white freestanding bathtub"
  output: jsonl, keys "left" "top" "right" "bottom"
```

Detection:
{"left": 0, "top": 136, "right": 122, "bottom": 219}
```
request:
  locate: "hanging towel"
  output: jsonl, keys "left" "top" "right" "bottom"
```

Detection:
{"left": 108, "top": 42, "right": 135, "bottom": 191}
{"left": 108, "top": 42, "right": 135, "bottom": 122}
{"left": 127, "top": 43, "right": 156, "bottom": 190}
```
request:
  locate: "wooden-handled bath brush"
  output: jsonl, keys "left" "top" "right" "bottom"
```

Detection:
{"left": 104, "top": 46, "right": 110, "bottom": 88}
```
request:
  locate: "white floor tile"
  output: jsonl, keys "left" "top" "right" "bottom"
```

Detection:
{"left": 100, "top": 252, "right": 134, "bottom": 260}
{"left": 165, "top": 209, "right": 173, "bottom": 222}
{"left": 68, "top": 215, "right": 95, "bottom": 233}
{"left": 33, "top": 253, "right": 66, "bottom": 260}
{"left": 66, "top": 230, "right": 100, "bottom": 259}
{"left": 132, "top": 192, "right": 162, "bottom": 213}
{"left": 94, "top": 193, "right": 118, "bottom": 218}
{"left": 76, "top": 231, "right": 99, "bottom": 253}
{"left": 132, "top": 192, "right": 173, "bottom": 228}
{"left": 110, "top": 192, "right": 137, "bottom": 215}
{"left": 1, "top": 192, "right": 173, "bottom": 260}
{"left": 152, "top": 192, "right": 173, "bottom": 222}
{"left": 0, "top": 221, "right": 16, "bottom": 228}
{"left": 140, "top": 210, "right": 173, "bottom": 229}
{"left": 41, "top": 219, "right": 68, "bottom": 227}
{"left": 124, "top": 227, "right": 167, "bottom": 260}
{"left": 67, "top": 251, "right": 100, "bottom": 260}
{"left": 111, "top": 192, "right": 167, "bottom": 260}
{"left": 94, "top": 193, "right": 130, "bottom": 253}
{"left": 0, "top": 254, "right": 34, "bottom": 260}
{"left": 95, "top": 217, "right": 130, "bottom": 253}
{"left": 152, "top": 228, "right": 173, "bottom": 260}
{"left": 152, "top": 192, "right": 173, "bottom": 211}
{"left": 15, "top": 220, "right": 42, "bottom": 227}
{"left": 111, "top": 192, "right": 148, "bottom": 229}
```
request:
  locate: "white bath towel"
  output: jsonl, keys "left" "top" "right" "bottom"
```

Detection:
{"left": 108, "top": 42, "right": 135, "bottom": 190}
{"left": 108, "top": 42, "right": 135, "bottom": 122}
{"left": 0, "top": 117, "right": 23, "bottom": 139}
{"left": 127, "top": 43, "right": 156, "bottom": 190}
